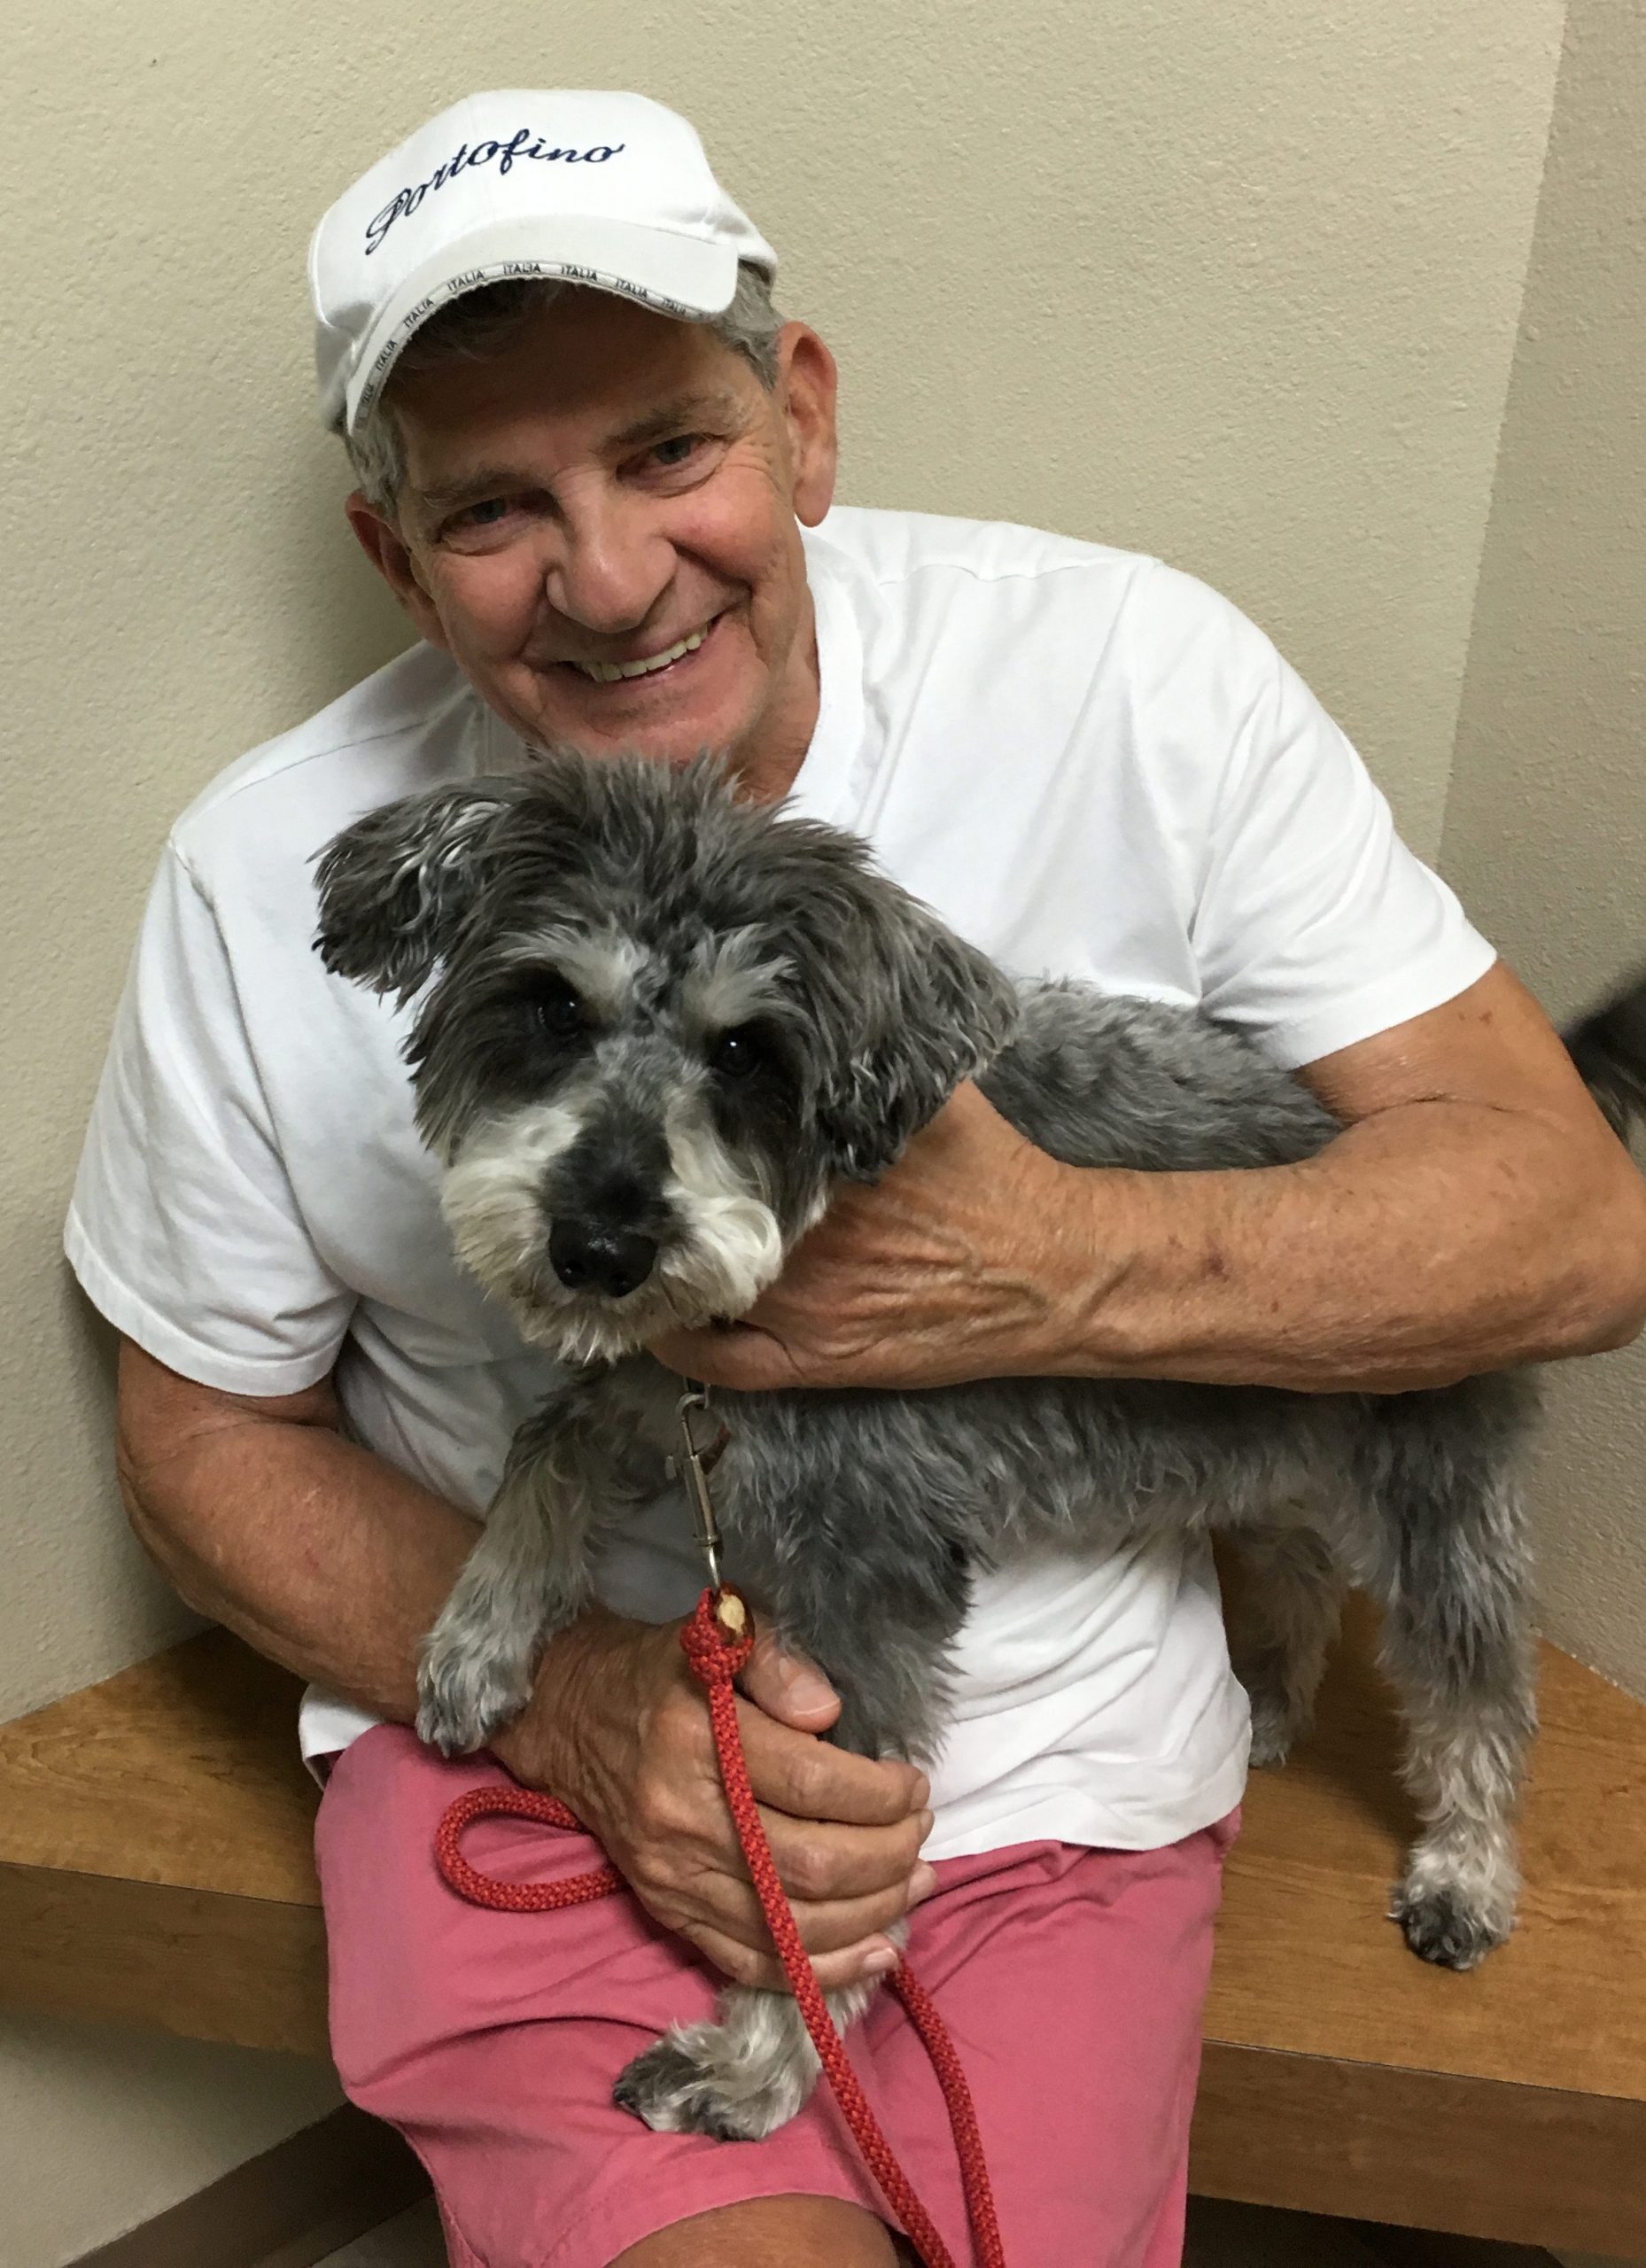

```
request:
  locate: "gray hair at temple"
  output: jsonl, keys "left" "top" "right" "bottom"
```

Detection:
{"left": 337, "top": 260, "right": 786, "bottom": 517}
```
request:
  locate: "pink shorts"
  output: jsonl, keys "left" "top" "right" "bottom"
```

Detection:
{"left": 315, "top": 1724, "right": 1237, "bottom": 2268}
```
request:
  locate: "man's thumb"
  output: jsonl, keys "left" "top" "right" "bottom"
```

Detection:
{"left": 739, "top": 1625, "right": 841, "bottom": 1729}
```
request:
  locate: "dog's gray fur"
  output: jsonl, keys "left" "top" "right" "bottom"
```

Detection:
{"left": 314, "top": 751, "right": 1642, "bottom": 2140}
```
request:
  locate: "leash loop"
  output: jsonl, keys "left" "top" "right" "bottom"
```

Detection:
{"left": 432, "top": 1783, "right": 622, "bottom": 1909}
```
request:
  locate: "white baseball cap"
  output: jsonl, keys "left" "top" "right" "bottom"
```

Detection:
{"left": 310, "top": 90, "right": 778, "bottom": 434}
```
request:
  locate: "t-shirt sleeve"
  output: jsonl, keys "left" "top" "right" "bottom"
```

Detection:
{"left": 1144, "top": 564, "right": 1497, "bottom": 1068}
{"left": 64, "top": 840, "right": 356, "bottom": 1396}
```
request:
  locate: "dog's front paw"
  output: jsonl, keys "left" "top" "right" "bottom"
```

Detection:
{"left": 612, "top": 2022, "right": 816, "bottom": 2141}
{"left": 415, "top": 1634, "right": 532, "bottom": 1757}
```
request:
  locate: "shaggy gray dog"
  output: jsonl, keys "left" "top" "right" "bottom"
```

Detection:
{"left": 314, "top": 751, "right": 1643, "bottom": 2143}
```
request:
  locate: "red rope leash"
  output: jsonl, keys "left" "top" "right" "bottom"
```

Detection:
{"left": 434, "top": 1783, "right": 621, "bottom": 1907}
{"left": 433, "top": 1588, "right": 1005, "bottom": 2268}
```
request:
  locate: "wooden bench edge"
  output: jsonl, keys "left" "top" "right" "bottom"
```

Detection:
{"left": 9, "top": 1848, "right": 1643, "bottom": 2249}
{"left": 1191, "top": 2036, "right": 1646, "bottom": 2255}
{"left": 0, "top": 1859, "right": 330, "bottom": 2057}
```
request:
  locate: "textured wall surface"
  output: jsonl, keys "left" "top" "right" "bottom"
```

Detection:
{"left": 0, "top": 2016, "right": 344, "bottom": 2268}
{"left": 1, "top": 1, "right": 1570, "bottom": 2259}
{"left": 1441, "top": 0, "right": 1646, "bottom": 1701}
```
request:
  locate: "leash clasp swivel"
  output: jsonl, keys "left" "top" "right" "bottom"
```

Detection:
{"left": 672, "top": 1384, "right": 737, "bottom": 1620}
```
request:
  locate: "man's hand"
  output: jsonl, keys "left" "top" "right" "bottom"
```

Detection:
{"left": 652, "top": 1081, "right": 1075, "bottom": 1393}
{"left": 491, "top": 1605, "right": 936, "bottom": 1992}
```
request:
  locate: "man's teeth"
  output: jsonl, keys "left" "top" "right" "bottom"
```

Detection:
{"left": 572, "top": 625, "right": 710, "bottom": 683}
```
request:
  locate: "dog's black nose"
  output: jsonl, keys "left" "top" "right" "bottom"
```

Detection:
{"left": 548, "top": 1219, "right": 657, "bottom": 1299}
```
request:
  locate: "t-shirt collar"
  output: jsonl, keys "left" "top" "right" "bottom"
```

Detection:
{"left": 783, "top": 526, "right": 866, "bottom": 827}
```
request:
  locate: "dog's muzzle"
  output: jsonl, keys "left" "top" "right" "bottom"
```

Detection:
{"left": 547, "top": 1217, "right": 658, "bottom": 1300}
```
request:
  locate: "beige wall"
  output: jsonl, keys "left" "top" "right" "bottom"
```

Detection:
{"left": 1440, "top": 0, "right": 1646, "bottom": 1700}
{"left": 0, "top": 1, "right": 1588, "bottom": 2258}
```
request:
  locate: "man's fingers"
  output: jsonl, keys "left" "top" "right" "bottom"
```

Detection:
{"left": 635, "top": 1815, "right": 935, "bottom": 1967}
{"left": 687, "top": 1922, "right": 906, "bottom": 1995}
{"left": 784, "top": 1876, "right": 928, "bottom": 1953}
{"left": 738, "top": 1625, "right": 842, "bottom": 1731}
{"left": 759, "top": 1805, "right": 936, "bottom": 1905}
{"left": 736, "top": 1697, "right": 930, "bottom": 1825}
{"left": 649, "top": 1324, "right": 797, "bottom": 1391}
{"left": 695, "top": 1869, "right": 919, "bottom": 1961}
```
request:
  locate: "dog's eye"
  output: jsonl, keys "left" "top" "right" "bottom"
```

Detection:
{"left": 532, "top": 980, "right": 586, "bottom": 1039}
{"left": 709, "top": 1024, "right": 765, "bottom": 1079}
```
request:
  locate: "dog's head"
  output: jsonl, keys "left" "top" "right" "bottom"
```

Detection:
{"left": 314, "top": 752, "right": 1019, "bottom": 1362}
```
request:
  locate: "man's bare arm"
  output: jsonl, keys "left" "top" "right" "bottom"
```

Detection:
{"left": 114, "top": 1340, "right": 932, "bottom": 1990}
{"left": 115, "top": 1339, "right": 480, "bottom": 1722}
{"left": 656, "top": 964, "right": 1646, "bottom": 1396}
{"left": 1060, "top": 962, "right": 1646, "bottom": 1389}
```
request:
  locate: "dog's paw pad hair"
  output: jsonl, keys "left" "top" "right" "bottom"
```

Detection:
{"left": 612, "top": 2026, "right": 811, "bottom": 2140}
{"left": 414, "top": 1639, "right": 531, "bottom": 1757}
{"left": 1244, "top": 1706, "right": 1296, "bottom": 1771}
{"left": 1388, "top": 1880, "right": 1510, "bottom": 1971}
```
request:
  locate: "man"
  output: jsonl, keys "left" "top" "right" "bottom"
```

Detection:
{"left": 72, "top": 89, "right": 1646, "bottom": 2268}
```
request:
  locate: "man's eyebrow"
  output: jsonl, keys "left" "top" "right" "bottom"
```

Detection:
{"left": 607, "top": 390, "right": 747, "bottom": 451}
{"left": 412, "top": 465, "right": 531, "bottom": 513}
{"left": 409, "top": 392, "right": 749, "bottom": 516}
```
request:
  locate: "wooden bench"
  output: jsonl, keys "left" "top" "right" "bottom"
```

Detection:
{"left": 3, "top": 1605, "right": 1642, "bottom": 2259}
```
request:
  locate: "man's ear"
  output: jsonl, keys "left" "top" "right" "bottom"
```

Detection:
{"left": 774, "top": 324, "right": 839, "bottom": 529}
{"left": 313, "top": 780, "right": 529, "bottom": 1003}
{"left": 344, "top": 491, "right": 450, "bottom": 651}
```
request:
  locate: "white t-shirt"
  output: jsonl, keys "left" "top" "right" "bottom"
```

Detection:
{"left": 66, "top": 507, "right": 1495, "bottom": 1860}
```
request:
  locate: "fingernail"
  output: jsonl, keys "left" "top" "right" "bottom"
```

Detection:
{"left": 781, "top": 1666, "right": 835, "bottom": 1711}
{"left": 909, "top": 1864, "right": 939, "bottom": 1905}
{"left": 863, "top": 1946, "right": 899, "bottom": 1977}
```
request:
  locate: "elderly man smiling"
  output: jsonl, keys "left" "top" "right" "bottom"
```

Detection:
{"left": 74, "top": 89, "right": 1646, "bottom": 2268}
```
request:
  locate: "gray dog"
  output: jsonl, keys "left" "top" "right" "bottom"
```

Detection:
{"left": 314, "top": 751, "right": 1644, "bottom": 2142}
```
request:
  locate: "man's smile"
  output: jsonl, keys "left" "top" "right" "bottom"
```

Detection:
{"left": 551, "top": 608, "right": 732, "bottom": 691}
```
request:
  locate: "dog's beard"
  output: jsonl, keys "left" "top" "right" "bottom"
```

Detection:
{"left": 439, "top": 1099, "right": 792, "bottom": 1363}
{"left": 652, "top": 1096, "right": 788, "bottom": 1339}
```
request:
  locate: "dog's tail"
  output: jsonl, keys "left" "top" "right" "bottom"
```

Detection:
{"left": 1566, "top": 970, "right": 1646, "bottom": 1142}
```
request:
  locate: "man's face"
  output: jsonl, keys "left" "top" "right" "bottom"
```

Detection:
{"left": 347, "top": 291, "right": 838, "bottom": 800}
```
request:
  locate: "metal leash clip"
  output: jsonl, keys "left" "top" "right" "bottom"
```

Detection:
{"left": 670, "top": 1384, "right": 744, "bottom": 1632}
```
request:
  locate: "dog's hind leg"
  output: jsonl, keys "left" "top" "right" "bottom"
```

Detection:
{"left": 613, "top": 1945, "right": 901, "bottom": 2140}
{"left": 1381, "top": 1581, "right": 1536, "bottom": 1969}
{"left": 1227, "top": 1525, "right": 1345, "bottom": 1767}
{"left": 1363, "top": 1402, "right": 1538, "bottom": 1969}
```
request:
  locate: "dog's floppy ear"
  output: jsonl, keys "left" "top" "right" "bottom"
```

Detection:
{"left": 313, "top": 779, "right": 530, "bottom": 1004}
{"left": 809, "top": 880, "right": 1021, "bottom": 1182}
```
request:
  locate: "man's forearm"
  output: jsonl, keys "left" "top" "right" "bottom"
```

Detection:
{"left": 1049, "top": 1100, "right": 1646, "bottom": 1392}
{"left": 119, "top": 1363, "right": 481, "bottom": 1722}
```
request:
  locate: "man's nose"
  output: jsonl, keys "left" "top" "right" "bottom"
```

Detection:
{"left": 544, "top": 489, "right": 674, "bottom": 636}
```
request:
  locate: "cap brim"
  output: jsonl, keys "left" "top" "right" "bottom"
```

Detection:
{"left": 346, "top": 214, "right": 740, "bottom": 431}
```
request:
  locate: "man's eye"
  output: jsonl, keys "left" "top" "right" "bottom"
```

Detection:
{"left": 650, "top": 434, "right": 703, "bottom": 470}
{"left": 440, "top": 498, "right": 515, "bottom": 538}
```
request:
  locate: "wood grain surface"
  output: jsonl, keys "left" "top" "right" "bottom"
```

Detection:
{"left": 0, "top": 1628, "right": 320, "bottom": 1901}
{"left": 1206, "top": 1594, "right": 1646, "bottom": 2105}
